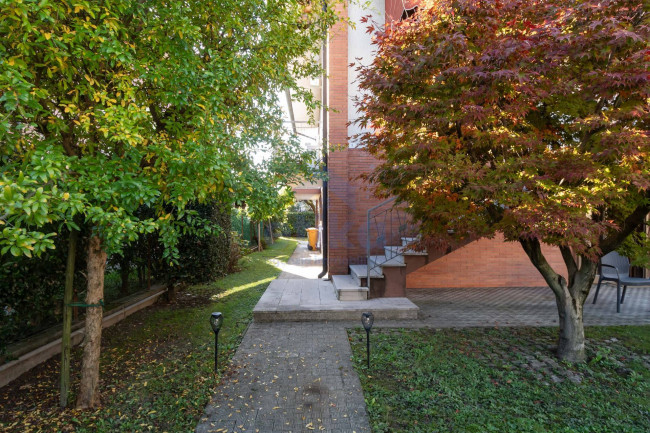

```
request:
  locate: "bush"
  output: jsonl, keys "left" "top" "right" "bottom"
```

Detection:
{"left": 228, "top": 231, "right": 253, "bottom": 273}
{"left": 279, "top": 211, "right": 315, "bottom": 237}
{"left": 0, "top": 226, "right": 89, "bottom": 354}
{"left": 164, "top": 201, "right": 231, "bottom": 285}
{"left": 0, "top": 201, "right": 235, "bottom": 353}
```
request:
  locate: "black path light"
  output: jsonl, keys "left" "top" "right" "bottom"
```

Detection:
{"left": 361, "top": 312, "right": 374, "bottom": 369}
{"left": 210, "top": 312, "right": 223, "bottom": 372}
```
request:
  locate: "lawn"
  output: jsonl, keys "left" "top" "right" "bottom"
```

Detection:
{"left": 0, "top": 237, "right": 298, "bottom": 433}
{"left": 349, "top": 326, "right": 650, "bottom": 433}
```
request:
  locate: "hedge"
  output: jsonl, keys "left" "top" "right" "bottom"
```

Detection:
{"left": 1, "top": 201, "right": 233, "bottom": 355}
{"left": 279, "top": 211, "right": 315, "bottom": 237}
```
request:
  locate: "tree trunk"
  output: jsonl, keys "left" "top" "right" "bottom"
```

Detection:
{"left": 520, "top": 238, "right": 597, "bottom": 363}
{"left": 60, "top": 229, "right": 78, "bottom": 408}
{"left": 76, "top": 234, "right": 107, "bottom": 409}
{"left": 258, "top": 222, "right": 262, "bottom": 251}
{"left": 555, "top": 291, "right": 586, "bottom": 362}
{"left": 268, "top": 220, "right": 274, "bottom": 244}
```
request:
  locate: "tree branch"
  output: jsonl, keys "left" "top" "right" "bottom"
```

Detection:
{"left": 520, "top": 237, "right": 564, "bottom": 298}
{"left": 600, "top": 201, "right": 650, "bottom": 255}
{"left": 559, "top": 245, "right": 577, "bottom": 286}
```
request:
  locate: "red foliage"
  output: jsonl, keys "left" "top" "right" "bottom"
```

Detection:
{"left": 356, "top": 0, "right": 649, "bottom": 261}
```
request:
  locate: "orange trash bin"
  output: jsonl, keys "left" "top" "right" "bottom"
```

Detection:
{"left": 306, "top": 227, "right": 319, "bottom": 251}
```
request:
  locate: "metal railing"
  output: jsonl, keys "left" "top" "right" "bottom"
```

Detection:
{"left": 366, "top": 197, "right": 418, "bottom": 286}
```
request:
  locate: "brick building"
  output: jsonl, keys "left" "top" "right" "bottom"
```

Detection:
{"left": 293, "top": 0, "right": 566, "bottom": 298}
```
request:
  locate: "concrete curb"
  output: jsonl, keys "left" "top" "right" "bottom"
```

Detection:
{"left": 0, "top": 288, "right": 167, "bottom": 388}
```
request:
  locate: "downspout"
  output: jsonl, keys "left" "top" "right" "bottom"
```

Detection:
{"left": 318, "top": 0, "right": 329, "bottom": 279}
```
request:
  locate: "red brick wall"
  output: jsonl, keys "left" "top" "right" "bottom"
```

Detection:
{"left": 385, "top": 0, "right": 420, "bottom": 22}
{"left": 407, "top": 234, "right": 567, "bottom": 288}
{"left": 327, "top": 1, "right": 350, "bottom": 275}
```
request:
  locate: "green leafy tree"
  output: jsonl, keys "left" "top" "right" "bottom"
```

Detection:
{"left": 356, "top": 0, "right": 649, "bottom": 362}
{"left": 1, "top": 0, "right": 338, "bottom": 407}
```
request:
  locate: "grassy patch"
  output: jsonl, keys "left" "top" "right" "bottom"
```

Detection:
{"left": 0, "top": 238, "right": 298, "bottom": 433}
{"left": 349, "top": 326, "right": 650, "bottom": 433}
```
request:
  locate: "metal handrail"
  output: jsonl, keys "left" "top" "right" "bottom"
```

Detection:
{"left": 366, "top": 197, "right": 417, "bottom": 288}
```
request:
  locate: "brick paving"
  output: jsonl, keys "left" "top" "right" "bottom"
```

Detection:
{"left": 405, "top": 284, "right": 650, "bottom": 328}
{"left": 195, "top": 322, "right": 370, "bottom": 433}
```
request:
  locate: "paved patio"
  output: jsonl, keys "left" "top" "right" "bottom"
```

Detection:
{"left": 255, "top": 241, "right": 419, "bottom": 322}
{"left": 197, "top": 240, "right": 649, "bottom": 433}
{"left": 404, "top": 285, "right": 650, "bottom": 328}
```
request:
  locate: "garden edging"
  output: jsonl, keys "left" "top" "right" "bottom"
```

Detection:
{"left": 0, "top": 286, "right": 167, "bottom": 388}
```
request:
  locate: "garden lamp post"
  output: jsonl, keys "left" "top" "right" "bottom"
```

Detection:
{"left": 361, "top": 312, "right": 374, "bottom": 369}
{"left": 210, "top": 312, "right": 223, "bottom": 372}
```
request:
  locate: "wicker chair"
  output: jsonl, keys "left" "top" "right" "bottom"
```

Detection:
{"left": 593, "top": 251, "right": 650, "bottom": 313}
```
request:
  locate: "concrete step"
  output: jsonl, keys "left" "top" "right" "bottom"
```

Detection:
{"left": 369, "top": 255, "right": 407, "bottom": 268}
{"left": 253, "top": 279, "right": 419, "bottom": 321}
{"left": 349, "top": 264, "right": 383, "bottom": 286}
{"left": 331, "top": 275, "right": 369, "bottom": 301}
{"left": 401, "top": 236, "right": 419, "bottom": 246}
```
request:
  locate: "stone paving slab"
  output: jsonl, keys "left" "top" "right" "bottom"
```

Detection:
{"left": 253, "top": 279, "right": 419, "bottom": 322}
{"left": 196, "top": 322, "right": 371, "bottom": 433}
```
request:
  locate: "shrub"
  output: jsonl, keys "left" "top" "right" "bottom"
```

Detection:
{"left": 164, "top": 201, "right": 231, "bottom": 285}
{"left": 0, "top": 226, "right": 88, "bottom": 354}
{"left": 0, "top": 201, "right": 234, "bottom": 353}
{"left": 279, "top": 211, "right": 315, "bottom": 237}
{"left": 228, "top": 231, "right": 253, "bottom": 273}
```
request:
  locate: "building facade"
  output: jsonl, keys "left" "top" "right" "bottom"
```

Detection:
{"left": 325, "top": 0, "right": 566, "bottom": 290}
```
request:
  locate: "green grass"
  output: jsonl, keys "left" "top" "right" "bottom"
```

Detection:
{"left": 0, "top": 238, "right": 298, "bottom": 433}
{"left": 349, "top": 326, "right": 650, "bottom": 433}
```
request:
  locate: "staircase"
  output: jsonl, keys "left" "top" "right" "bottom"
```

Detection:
{"left": 332, "top": 198, "right": 440, "bottom": 301}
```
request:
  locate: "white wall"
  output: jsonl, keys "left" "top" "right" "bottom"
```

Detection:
{"left": 348, "top": 0, "right": 385, "bottom": 147}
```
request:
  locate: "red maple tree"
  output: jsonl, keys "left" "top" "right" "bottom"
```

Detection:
{"left": 356, "top": 0, "right": 649, "bottom": 361}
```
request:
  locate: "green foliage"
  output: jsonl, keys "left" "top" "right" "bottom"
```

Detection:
{"left": 1, "top": 0, "right": 339, "bottom": 260}
{"left": 0, "top": 238, "right": 299, "bottom": 432}
{"left": 162, "top": 201, "right": 231, "bottom": 285}
{"left": 349, "top": 326, "right": 650, "bottom": 433}
{"left": 0, "top": 226, "right": 88, "bottom": 353}
{"left": 246, "top": 185, "right": 295, "bottom": 226}
{"left": 231, "top": 208, "right": 253, "bottom": 243}
{"left": 227, "top": 231, "right": 252, "bottom": 273}
{"left": 279, "top": 211, "right": 316, "bottom": 237}
{"left": 0, "top": 201, "right": 234, "bottom": 353}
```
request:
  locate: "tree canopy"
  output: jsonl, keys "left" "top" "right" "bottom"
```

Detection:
{"left": 1, "top": 0, "right": 337, "bottom": 406}
{"left": 356, "top": 0, "right": 649, "bottom": 361}
{"left": 1, "top": 0, "right": 334, "bottom": 259}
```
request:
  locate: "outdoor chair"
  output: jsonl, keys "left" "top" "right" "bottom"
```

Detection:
{"left": 592, "top": 251, "right": 650, "bottom": 313}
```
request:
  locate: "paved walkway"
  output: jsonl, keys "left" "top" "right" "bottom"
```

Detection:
{"left": 196, "top": 322, "right": 370, "bottom": 433}
{"left": 256, "top": 241, "right": 418, "bottom": 322}
{"left": 197, "top": 241, "right": 650, "bottom": 433}
{"left": 405, "top": 285, "right": 650, "bottom": 328}
{"left": 272, "top": 240, "right": 322, "bottom": 280}
{"left": 196, "top": 242, "right": 371, "bottom": 433}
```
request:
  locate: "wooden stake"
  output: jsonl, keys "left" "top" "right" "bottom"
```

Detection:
{"left": 60, "top": 229, "right": 78, "bottom": 408}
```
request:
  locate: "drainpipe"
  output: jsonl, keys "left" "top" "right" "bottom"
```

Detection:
{"left": 318, "top": 0, "right": 329, "bottom": 279}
